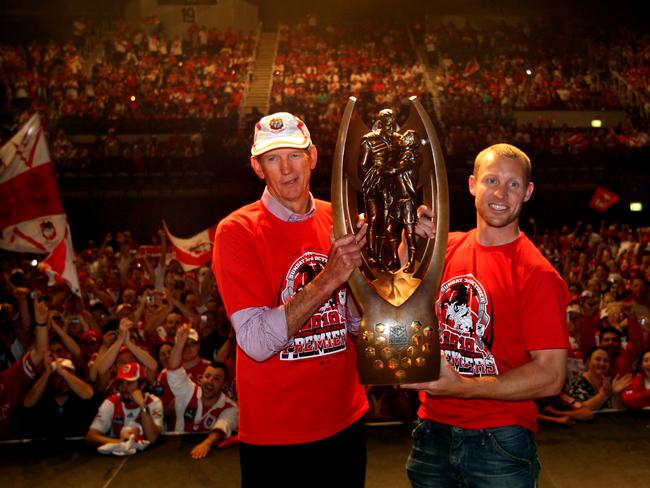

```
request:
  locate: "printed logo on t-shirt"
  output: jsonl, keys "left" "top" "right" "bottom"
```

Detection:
{"left": 202, "top": 413, "right": 216, "bottom": 431}
{"left": 278, "top": 251, "right": 348, "bottom": 361}
{"left": 436, "top": 274, "right": 498, "bottom": 376}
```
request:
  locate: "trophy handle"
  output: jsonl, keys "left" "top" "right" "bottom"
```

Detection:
{"left": 406, "top": 96, "right": 449, "bottom": 289}
{"left": 332, "top": 97, "right": 374, "bottom": 301}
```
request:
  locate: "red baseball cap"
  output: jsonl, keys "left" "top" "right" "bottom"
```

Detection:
{"left": 81, "top": 329, "right": 102, "bottom": 343}
{"left": 116, "top": 362, "right": 144, "bottom": 382}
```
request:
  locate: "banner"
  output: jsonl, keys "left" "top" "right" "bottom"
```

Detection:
{"left": 589, "top": 186, "right": 619, "bottom": 212}
{"left": 0, "top": 114, "right": 80, "bottom": 295}
{"left": 39, "top": 223, "right": 80, "bottom": 296}
{"left": 163, "top": 221, "right": 217, "bottom": 271}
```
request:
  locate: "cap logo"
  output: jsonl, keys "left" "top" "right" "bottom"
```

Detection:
{"left": 269, "top": 118, "right": 285, "bottom": 131}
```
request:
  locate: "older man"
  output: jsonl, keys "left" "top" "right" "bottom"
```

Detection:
{"left": 213, "top": 112, "right": 368, "bottom": 487}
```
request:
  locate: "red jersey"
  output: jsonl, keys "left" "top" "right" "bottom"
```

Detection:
{"left": 0, "top": 354, "right": 38, "bottom": 436}
{"left": 621, "top": 374, "right": 650, "bottom": 410}
{"left": 214, "top": 199, "right": 367, "bottom": 445}
{"left": 418, "top": 230, "right": 570, "bottom": 432}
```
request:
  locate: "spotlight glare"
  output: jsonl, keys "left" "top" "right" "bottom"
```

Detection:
{"left": 630, "top": 202, "right": 643, "bottom": 212}
{"left": 591, "top": 119, "right": 602, "bottom": 128}
{"left": 130, "top": 95, "right": 136, "bottom": 102}
{"left": 30, "top": 259, "right": 38, "bottom": 267}
{"left": 525, "top": 69, "right": 532, "bottom": 76}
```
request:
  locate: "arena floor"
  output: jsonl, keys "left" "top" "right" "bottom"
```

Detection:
{"left": 1, "top": 411, "right": 649, "bottom": 488}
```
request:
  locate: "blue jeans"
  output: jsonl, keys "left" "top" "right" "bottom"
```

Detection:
{"left": 406, "top": 420, "right": 540, "bottom": 488}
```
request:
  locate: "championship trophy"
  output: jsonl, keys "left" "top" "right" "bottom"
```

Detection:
{"left": 331, "top": 96, "right": 449, "bottom": 385}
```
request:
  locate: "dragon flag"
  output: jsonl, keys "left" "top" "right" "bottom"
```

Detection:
{"left": 0, "top": 114, "right": 80, "bottom": 295}
{"left": 163, "top": 221, "right": 217, "bottom": 271}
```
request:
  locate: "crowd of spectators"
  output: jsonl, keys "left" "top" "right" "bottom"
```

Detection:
{"left": 2, "top": 218, "right": 650, "bottom": 450}
{"left": 50, "top": 128, "right": 206, "bottom": 173}
{"left": 0, "top": 20, "right": 255, "bottom": 137}
{"left": 417, "top": 20, "right": 649, "bottom": 158}
{"left": 603, "top": 26, "right": 650, "bottom": 109}
{"left": 531, "top": 219, "right": 650, "bottom": 424}
{"left": 0, "top": 229, "right": 238, "bottom": 458}
{"left": 52, "top": 129, "right": 202, "bottom": 159}
{"left": 423, "top": 21, "right": 622, "bottom": 112}
{"left": 2, "top": 16, "right": 648, "bottom": 184}
{"left": 443, "top": 121, "right": 650, "bottom": 159}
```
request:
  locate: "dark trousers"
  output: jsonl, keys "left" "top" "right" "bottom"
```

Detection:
{"left": 239, "top": 418, "right": 367, "bottom": 488}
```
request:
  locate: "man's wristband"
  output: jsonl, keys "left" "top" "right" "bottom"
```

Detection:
{"left": 35, "top": 322, "right": 47, "bottom": 327}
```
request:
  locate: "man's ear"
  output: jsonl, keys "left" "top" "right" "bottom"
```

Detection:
{"left": 468, "top": 174, "right": 477, "bottom": 196}
{"left": 250, "top": 156, "right": 265, "bottom": 180}
{"left": 308, "top": 145, "right": 318, "bottom": 170}
{"left": 523, "top": 182, "right": 534, "bottom": 202}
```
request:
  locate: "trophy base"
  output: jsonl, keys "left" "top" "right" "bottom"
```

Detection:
{"left": 356, "top": 317, "right": 440, "bottom": 386}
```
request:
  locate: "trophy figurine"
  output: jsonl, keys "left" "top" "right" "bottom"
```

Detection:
{"left": 331, "top": 96, "right": 449, "bottom": 385}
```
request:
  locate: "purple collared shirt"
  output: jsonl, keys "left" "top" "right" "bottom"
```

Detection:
{"left": 230, "top": 188, "right": 360, "bottom": 361}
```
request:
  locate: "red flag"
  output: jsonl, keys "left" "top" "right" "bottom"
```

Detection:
{"left": 163, "top": 221, "right": 217, "bottom": 271}
{"left": 589, "top": 187, "right": 619, "bottom": 212}
{"left": 38, "top": 224, "right": 81, "bottom": 296}
{"left": 463, "top": 58, "right": 480, "bottom": 78}
{"left": 0, "top": 114, "right": 80, "bottom": 295}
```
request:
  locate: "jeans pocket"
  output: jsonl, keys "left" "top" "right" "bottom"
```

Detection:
{"left": 411, "top": 419, "right": 431, "bottom": 441}
{"left": 486, "top": 426, "right": 536, "bottom": 466}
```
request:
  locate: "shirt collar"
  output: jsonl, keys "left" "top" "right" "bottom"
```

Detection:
{"left": 261, "top": 187, "right": 315, "bottom": 222}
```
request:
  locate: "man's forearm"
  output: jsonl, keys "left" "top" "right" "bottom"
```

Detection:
{"left": 94, "top": 341, "right": 121, "bottom": 375}
{"left": 169, "top": 341, "right": 184, "bottom": 370}
{"left": 16, "top": 295, "right": 32, "bottom": 344}
{"left": 23, "top": 372, "right": 50, "bottom": 407}
{"left": 139, "top": 409, "right": 161, "bottom": 442}
{"left": 449, "top": 349, "right": 567, "bottom": 401}
{"left": 31, "top": 322, "right": 48, "bottom": 366}
{"left": 201, "top": 430, "right": 225, "bottom": 449}
{"left": 126, "top": 343, "right": 157, "bottom": 371}
{"left": 52, "top": 325, "right": 82, "bottom": 359}
{"left": 284, "top": 269, "right": 341, "bottom": 337}
{"left": 406, "top": 349, "right": 567, "bottom": 402}
{"left": 86, "top": 429, "right": 120, "bottom": 446}
{"left": 59, "top": 370, "right": 94, "bottom": 400}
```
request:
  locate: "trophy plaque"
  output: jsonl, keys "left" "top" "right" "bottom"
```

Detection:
{"left": 331, "top": 96, "right": 449, "bottom": 385}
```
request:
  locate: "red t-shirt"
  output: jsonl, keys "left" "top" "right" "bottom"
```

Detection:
{"left": 0, "top": 354, "right": 38, "bottom": 436}
{"left": 213, "top": 199, "right": 368, "bottom": 445}
{"left": 621, "top": 373, "right": 650, "bottom": 410}
{"left": 418, "top": 230, "right": 570, "bottom": 432}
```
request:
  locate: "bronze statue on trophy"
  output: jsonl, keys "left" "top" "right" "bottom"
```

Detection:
{"left": 359, "top": 109, "right": 422, "bottom": 275}
{"left": 359, "top": 108, "right": 402, "bottom": 271}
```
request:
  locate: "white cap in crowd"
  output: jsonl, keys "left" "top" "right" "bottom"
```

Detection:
{"left": 187, "top": 328, "right": 200, "bottom": 343}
